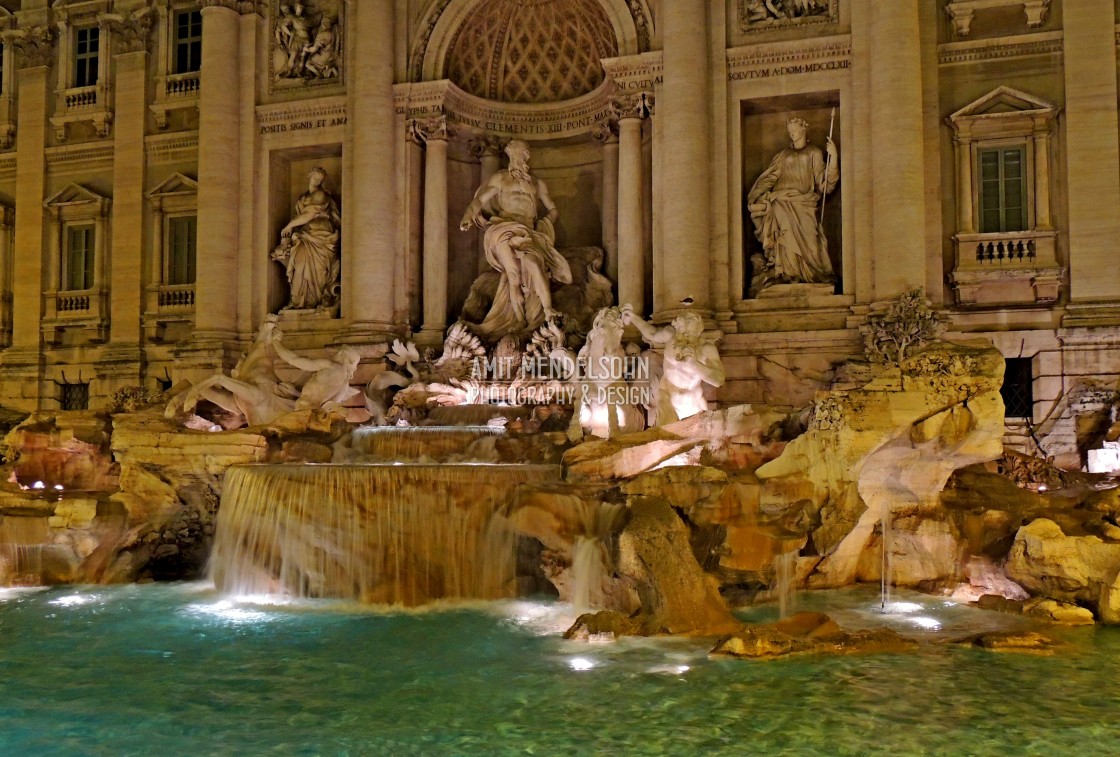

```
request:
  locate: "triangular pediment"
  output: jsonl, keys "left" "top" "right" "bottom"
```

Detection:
{"left": 949, "top": 86, "right": 1056, "bottom": 123}
{"left": 44, "top": 183, "right": 109, "bottom": 208}
{"left": 146, "top": 173, "right": 198, "bottom": 199}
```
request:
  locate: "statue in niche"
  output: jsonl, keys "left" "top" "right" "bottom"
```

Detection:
{"left": 746, "top": 116, "right": 839, "bottom": 295}
{"left": 622, "top": 306, "right": 725, "bottom": 426}
{"left": 272, "top": 167, "right": 341, "bottom": 313}
{"left": 459, "top": 139, "right": 573, "bottom": 340}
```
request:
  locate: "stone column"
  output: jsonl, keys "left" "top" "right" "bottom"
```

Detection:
{"left": 954, "top": 136, "right": 974, "bottom": 234}
{"left": 1063, "top": 0, "right": 1120, "bottom": 304}
{"left": 867, "top": 0, "right": 927, "bottom": 297}
{"left": 1, "top": 29, "right": 54, "bottom": 408}
{"left": 417, "top": 117, "right": 452, "bottom": 341}
{"left": 108, "top": 48, "right": 149, "bottom": 351}
{"left": 194, "top": 1, "right": 242, "bottom": 342}
{"left": 658, "top": 0, "right": 711, "bottom": 318}
{"left": 613, "top": 95, "right": 648, "bottom": 313}
{"left": 343, "top": 0, "right": 398, "bottom": 336}
{"left": 593, "top": 123, "right": 619, "bottom": 289}
{"left": 470, "top": 136, "right": 504, "bottom": 274}
{"left": 1032, "top": 123, "right": 1052, "bottom": 229}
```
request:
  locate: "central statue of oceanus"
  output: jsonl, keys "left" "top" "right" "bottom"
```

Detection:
{"left": 459, "top": 140, "right": 573, "bottom": 340}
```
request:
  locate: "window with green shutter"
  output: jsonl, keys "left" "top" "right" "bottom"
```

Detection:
{"left": 167, "top": 215, "right": 197, "bottom": 285}
{"left": 64, "top": 224, "right": 95, "bottom": 291}
{"left": 978, "top": 146, "right": 1027, "bottom": 234}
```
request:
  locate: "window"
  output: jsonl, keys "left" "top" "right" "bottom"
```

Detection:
{"left": 173, "top": 10, "right": 202, "bottom": 74}
{"left": 979, "top": 146, "right": 1027, "bottom": 233}
{"left": 167, "top": 215, "right": 197, "bottom": 285}
{"left": 60, "top": 382, "right": 90, "bottom": 411}
{"left": 64, "top": 224, "right": 95, "bottom": 291}
{"left": 1001, "top": 357, "right": 1034, "bottom": 419}
{"left": 74, "top": 27, "right": 100, "bottom": 88}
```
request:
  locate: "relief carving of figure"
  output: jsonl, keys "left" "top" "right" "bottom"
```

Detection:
{"left": 622, "top": 307, "right": 725, "bottom": 426}
{"left": 301, "top": 16, "right": 341, "bottom": 79}
{"left": 747, "top": 117, "right": 839, "bottom": 293}
{"left": 272, "top": 167, "right": 341, "bottom": 312}
{"left": 459, "top": 140, "right": 573, "bottom": 340}
{"left": 744, "top": 0, "right": 831, "bottom": 23}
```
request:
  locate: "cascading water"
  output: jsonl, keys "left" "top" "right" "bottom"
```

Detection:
{"left": 350, "top": 426, "right": 505, "bottom": 462}
{"left": 210, "top": 463, "right": 559, "bottom": 605}
{"left": 774, "top": 550, "right": 798, "bottom": 618}
{"left": 881, "top": 501, "right": 894, "bottom": 612}
{"left": 567, "top": 501, "right": 627, "bottom": 613}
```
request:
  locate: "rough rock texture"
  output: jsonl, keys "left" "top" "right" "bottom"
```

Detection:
{"left": 754, "top": 341, "right": 1007, "bottom": 592}
{"left": 1006, "top": 517, "right": 1120, "bottom": 617}
{"left": 955, "top": 631, "right": 1058, "bottom": 654}
{"left": 710, "top": 612, "right": 918, "bottom": 660}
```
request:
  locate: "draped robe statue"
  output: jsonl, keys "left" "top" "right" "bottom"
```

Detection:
{"left": 747, "top": 117, "right": 839, "bottom": 291}
{"left": 272, "top": 167, "right": 341, "bottom": 312}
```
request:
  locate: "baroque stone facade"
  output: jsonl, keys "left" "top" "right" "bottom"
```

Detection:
{"left": 0, "top": 0, "right": 1117, "bottom": 466}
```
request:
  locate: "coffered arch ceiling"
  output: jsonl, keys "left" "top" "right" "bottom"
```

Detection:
{"left": 412, "top": 0, "right": 653, "bottom": 100}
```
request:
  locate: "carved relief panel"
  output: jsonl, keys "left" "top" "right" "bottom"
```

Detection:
{"left": 738, "top": 0, "right": 839, "bottom": 33}
{"left": 270, "top": 0, "right": 344, "bottom": 93}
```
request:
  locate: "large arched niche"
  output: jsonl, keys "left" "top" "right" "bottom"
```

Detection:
{"left": 411, "top": 0, "right": 653, "bottom": 85}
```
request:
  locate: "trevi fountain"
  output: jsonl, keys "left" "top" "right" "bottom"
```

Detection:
{"left": 3, "top": 1, "right": 1120, "bottom": 754}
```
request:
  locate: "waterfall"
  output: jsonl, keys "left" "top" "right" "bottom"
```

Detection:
{"left": 210, "top": 463, "right": 559, "bottom": 605}
{"left": 566, "top": 501, "right": 627, "bottom": 613}
{"left": 881, "top": 502, "right": 894, "bottom": 612}
{"left": 0, "top": 545, "right": 43, "bottom": 587}
{"left": 774, "top": 550, "right": 798, "bottom": 618}
{"left": 350, "top": 426, "right": 505, "bottom": 462}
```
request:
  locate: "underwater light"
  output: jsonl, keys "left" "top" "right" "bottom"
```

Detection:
{"left": 909, "top": 616, "right": 941, "bottom": 630}
{"left": 50, "top": 594, "right": 95, "bottom": 607}
{"left": 569, "top": 657, "right": 595, "bottom": 671}
{"left": 885, "top": 601, "right": 924, "bottom": 614}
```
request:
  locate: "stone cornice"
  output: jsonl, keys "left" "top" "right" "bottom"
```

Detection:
{"left": 45, "top": 142, "right": 115, "bottom": 171}
{"left": 145, "top": 131, "right": 200, "bottom": 165}
{"left": 257, "top": 97, "right": 348, "bottom": 127}
{"left": 601, "top": 51, "right": 663, "bottom": 93}
{"left": 726, "top": 36, "right": 851, "bottom": 81}
{"left": 938, "top": 31, "right": 1062, "bottom": 65}
{"left": 394, "top": 79, "right": 614, "bottom": 140}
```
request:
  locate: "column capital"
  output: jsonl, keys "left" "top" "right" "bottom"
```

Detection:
{"left": 609, "top": 92, "right": 654, "bottom": 121}
{"left": 103, "top": 10, "right": 154, "bottom": 55}
{"left": 469, "top": 135, "right": 507, "bottom": 160}
{"left": 592, "top": 121, "right": 619, "bottom": 144}
{"left": 8, "top": 26, "right": 56, "bottom": 70}
{"left": 410, "top": 115, "right": 456, "bottom": 144}
{"left": 199, "top": 0, "right": 264, "bottom": 16}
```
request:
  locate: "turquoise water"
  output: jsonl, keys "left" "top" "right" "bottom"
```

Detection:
{"left": 2, "top": 584, "right": 1119, "bottom": 756}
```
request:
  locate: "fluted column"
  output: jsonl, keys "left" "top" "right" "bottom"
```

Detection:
{"left": 867, "top": 0, "right": 927, "bottom": 297}
{"left": 417, "top": 117, "right": 452, "bottom": 340}
{"left": 658, "top": 0, "right": 711, "bottom": 318}
{"left": 612, "top": 94, "right": 649, "bottom": 313}
{"left": 343, "top": 0, "right": 398, "bottom": 335}
{"left": 1063, "top": 0, "right": 1120, "bottom": 303}
{"left": 593, "top": 123, "right": 619, "bottom": 289}
{"left": 108, "top": 48, "right": 149, "bottom": 347}
{"left": 194, "top": 1, "right": 242, "bottom": 341}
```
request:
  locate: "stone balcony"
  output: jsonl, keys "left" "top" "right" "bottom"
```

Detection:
{"left": 142, "top": 283, "right": 195, "bottom": 343}
{"left": 41, "top": 288, "right": 109, "bottom": 344}
{"left": 151, "top": 71, "right": 201, "bottom": 129}
{"left": 51, "top": 83, "right": 113, "bottom": 141}
{"left": 950, "top": 229, "right": 1062, "bottom": 307}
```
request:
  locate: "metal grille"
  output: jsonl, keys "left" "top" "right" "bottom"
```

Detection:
{"left": 60, "top": 383, "right": 90, "bottom": 411}
{"left": 1001, "top": 358, "right": 1033, "bottom": 419}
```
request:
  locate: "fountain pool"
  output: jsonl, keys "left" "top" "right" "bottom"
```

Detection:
{"left": 1, "top": 583, "right": 1117, "bottom": 756}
